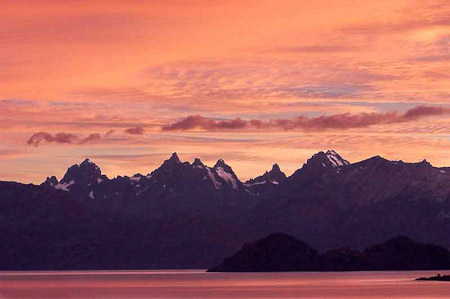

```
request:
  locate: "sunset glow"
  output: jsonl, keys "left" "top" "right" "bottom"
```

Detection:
{"left": 2, "top": 0, "right": 450, "bottom": 182}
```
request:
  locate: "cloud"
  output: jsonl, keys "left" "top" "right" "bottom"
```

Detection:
{"left": 266, "top": 45, "right": 357, "bottom": 54}
{"left": 27, "top": 131, "right": 108, "bottom": 147}
{"left": 78, "top": 133, "right": 102, "bottom": 145}
{"left": 162, "top": 105, "right": 450, "bottom": 132}
{"left": 104, "top": 130, "right": 115, "bottom": 137}
{"left": 27, "top": 132, "right": 78, "bottom": 147}
{"left": 341, "top": 4, "right": 450, "bottom": 36}
{"left": 413, "top": 54, "right": 450, "bottom": 63}
{"left": 0, "top": 99, "right": 36, "bottom": 106}
{"left": 403, "top": 105, "right": 450, "bottom": 119}
{"left": 143, "top": 60, "right": 391, "bottom": 102}
{"left": 124, "top": 126, "right": 145, "bottom": 135}
{"left": 0, "top": 13, "right": 142, "bottom": 44}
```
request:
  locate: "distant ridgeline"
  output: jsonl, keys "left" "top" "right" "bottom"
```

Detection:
{"left": 2, "top": 150, "right": 450, "bottom": 270}
{"left": 208, "top": 234, "right": 450, "bottom": 272}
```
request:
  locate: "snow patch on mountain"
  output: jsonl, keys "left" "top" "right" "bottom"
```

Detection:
{"left": 244, "top": 181, "right": 267, "bottom": 187}
{"left": 130, "top": 176, "right": 141, "bottom": 182}
{"left": 326, "top": 150, "right": 349, "bottom": 167}
{"left": 207, "top": 168, "right": 222, "bottom": 189}
{"left": 216, "top": 167, "right": 238, "bottom": 190}
{"left": 55, "top": 180, "right": 75, "bottom": 191}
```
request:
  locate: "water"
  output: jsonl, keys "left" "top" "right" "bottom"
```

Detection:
{"left": 1, "top": 270, "right": 450, "bottom": 298}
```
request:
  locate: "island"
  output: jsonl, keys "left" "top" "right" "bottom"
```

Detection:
{"left": 208, "top": 233, "right": 450, "bottom": 272}
{"left": 416, "top": 274, "right": 450, "bottom": 281}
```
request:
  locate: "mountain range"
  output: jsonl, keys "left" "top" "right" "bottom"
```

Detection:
{"left": 2, "top": 150, "right": 450, "bottom": 270}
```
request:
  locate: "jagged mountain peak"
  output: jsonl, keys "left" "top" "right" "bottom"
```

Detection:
{"left": 61, "top": 158, "right": 103, "bottom": 184}
{"left": 304, "top": 150, "right": 349, "bottom": 170}
{"left": 159, "top": 152, "right": 182, "bottom": 169}
{"left": 169, "top": 152, "right": 181, "bottom": 163}
{"left": 192, "top": 158, "right": 205, "bottom": 167}
{"left": 325, "top": 150, "right": 350, "bottom": 167}
{"left": 267, "top": 163, "right": 286, "bottom": 182}
{"left": 80, "top": 158, "right": 95, "bottom": 166}
{"left": 79, "top": 158, "right": 102, "bottom": 173}
{"left": 214, "top": 159, "right": 235, "bottom": 173}
{"left": 208, "top": 159, "right": 241, "bottom": 190}
{"left": 42, "top": 175, "right": 58, "bottom": 187}
{"left": 245, "top": 163, "right": 286, "bottom": 186}
{"left": 305, "top": 151, "right": 328, "bottom": 164}
{"left": 214, "top": 159, "right": 227, "bottom": 168}
{"left": 358, "top": 155, "right": 394, "bottom": 167}
{"left": 418, "top": 159, "right": 432, "bottom": 167}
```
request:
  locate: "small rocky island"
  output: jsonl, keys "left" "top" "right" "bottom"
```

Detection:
{"left": 208, "top": 233, "right": 450, "bottom": 272}
{"left": 416, "top": 274, "right": 450, "bottom": 281}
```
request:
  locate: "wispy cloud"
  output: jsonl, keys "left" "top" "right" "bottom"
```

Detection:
{"left": 264, "top": 45, "right": 357, "bottom": 54}
{"left": 105, "top": 130, "right": 115, "bottom": 137}
{"left": 78, "top": 133, "right": 102, "bottom": 145}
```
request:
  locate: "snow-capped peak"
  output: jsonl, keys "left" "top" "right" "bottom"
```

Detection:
{"left": 325, "top": 150, "right": 349, "bottom": 168}
{"left": 199, "top": 159, "right": 240, "bottom": 190}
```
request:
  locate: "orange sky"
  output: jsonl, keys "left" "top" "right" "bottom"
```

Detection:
{"left": 1, "top": 0, "right": 450, "bottom": 183}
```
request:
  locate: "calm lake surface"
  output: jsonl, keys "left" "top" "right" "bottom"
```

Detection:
{"left": 1, "top": 270, "right": 450, "bottom": 298}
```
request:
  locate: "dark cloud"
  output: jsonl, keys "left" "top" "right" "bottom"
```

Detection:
{"left": 403, "top": 105, "right": 450, "bottom": 119}
{"left": 27, "top": 132, "right": 78, "bottom": 147}
{"left": 162, "top": 116, "right": 246, "bottom": 131}
{"left": 124, "top": 126, "right": 145, "bottom": 135}
{"left": 162, "top": 105, "right": 450, "bottom": 132}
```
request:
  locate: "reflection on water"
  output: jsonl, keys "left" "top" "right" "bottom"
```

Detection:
{"left": 1, "top": 270, "right": 450, "bottom": 298}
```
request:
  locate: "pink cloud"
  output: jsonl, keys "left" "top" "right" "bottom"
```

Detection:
{"left": 162, "top": 105, "right": 450, "bottom": 132}
{"left": 403, "top": 105, "right": 450, "bottom": 119}
{"left": 124, "top": 126, "right": 145, "bottom": 135}
{"left": 27, "top": 132, "right": 78, "bottom": 147}
{"left": 27, "top": 131, "right": 109, "bottom": 147}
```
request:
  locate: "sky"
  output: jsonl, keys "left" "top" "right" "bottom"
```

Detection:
{"left": 1, "top": 0, "right": 450, "bottom": 183}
